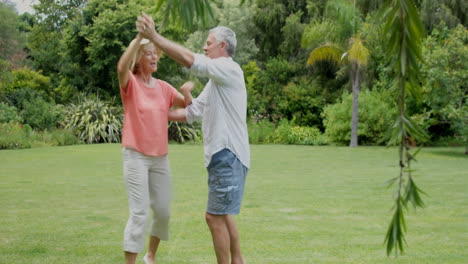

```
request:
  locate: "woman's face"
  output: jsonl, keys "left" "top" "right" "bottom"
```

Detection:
{"left": 138, "top": 45, "right": 160, "bottom": 73}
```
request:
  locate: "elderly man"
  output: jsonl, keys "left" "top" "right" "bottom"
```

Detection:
{"left": 136, "top": 14, "right": 250, "bottom": 264}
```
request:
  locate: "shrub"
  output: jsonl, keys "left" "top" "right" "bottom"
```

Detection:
{"left": 269, "top": 119, "right": 292, "bottom": 144}
{"left": 0, "top": 102, "right": 22, "bottom": 123}
{"left": 63, "top": 97, "right": 122, "bottom": 144}
{"left": 1, "top": 88, "right": 63, "bottom": 130}
{"left": 2, "top": 67, "right": 53, "bottom": 100}
{"left": 288, "top": 126, "right": 328, "bottom": 145}
{"left": 168, "top": 121, "right": 201, "bottom": 143}
{"left": 36, "top": 129, "right": 82, "bottom": 146}
{"left": 322, "top": 89, "right": 396, "bottom": 145}
{"left": 248, "top": 119, "right": 275, "bottom": 144}
{"left": 0, "top": 122, "right": 32, "bottom": 149}
{"left": 20, "top": 97, "right": 63, "bottom": 130}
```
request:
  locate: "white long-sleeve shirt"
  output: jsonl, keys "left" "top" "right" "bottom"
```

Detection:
{"left": 186, "top": 54, "right": 250, "bottom": 168}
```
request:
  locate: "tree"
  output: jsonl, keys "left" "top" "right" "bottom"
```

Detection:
{"left": 27, "top": 0, "right": 86, "bottom": 86}
{"left": 382, "top": 0, "right": 429, "bottom": 256}
{"left": 184, "top": 0, "right": 259, "bottom": 66}
{"left": 419, "top": 0, "right": 467, "bottom": 32}
{"left": 253, "top": 0, "right": 311, "bottom": 61}
{"left": 303, "top": 0, "right": 369, "bottom": 147}
{"left": 61, "top": 0, "right": 147, "bottom": 96}
{"left": 0, "top": 0, "right": 26, "bottom": 65}
{"left": 421, "top": 24, "right": 468, "bottom": 153}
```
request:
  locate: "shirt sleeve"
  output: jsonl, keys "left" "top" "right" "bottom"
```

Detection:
{"left": 190, "top": 54, "right": 230, "bottom": 85}
{"left": 185, "top": 87, "right": 208, "bottom": 124}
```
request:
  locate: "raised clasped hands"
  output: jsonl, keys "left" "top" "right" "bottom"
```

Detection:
{"left": 136, "top": 12, "right": 156, "bottom": 40}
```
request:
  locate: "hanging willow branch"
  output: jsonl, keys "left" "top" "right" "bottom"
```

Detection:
{"left": 382, "top": 0, "right": 429, "bottom": 256}
{"left": 154, "top": 0, "right": 215, "bottom": 29}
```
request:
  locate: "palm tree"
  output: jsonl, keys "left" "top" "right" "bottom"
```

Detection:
{"left": 307, "top": 36, "right": 369, "bottom": 147}
{"left": 304, "top": 0, "right": 369, "bottom": 148}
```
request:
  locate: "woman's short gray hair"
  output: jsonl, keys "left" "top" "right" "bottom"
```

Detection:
{"left": 209, "top": 26, "right": 237, "bottom": 57}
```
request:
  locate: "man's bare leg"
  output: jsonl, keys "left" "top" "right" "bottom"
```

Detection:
{"left": 226, "top": 215, "right": 244, "bottom": 264}
{"left": 206, "top": 212, "right": 230, "bottom": 264}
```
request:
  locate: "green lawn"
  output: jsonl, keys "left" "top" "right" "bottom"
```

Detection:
{"left": 1, "top": 144, "right": 467, "bottom": 264}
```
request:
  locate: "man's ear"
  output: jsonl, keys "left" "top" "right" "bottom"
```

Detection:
{"left": 220, "top": 41, "right": 227, "bottom": 50}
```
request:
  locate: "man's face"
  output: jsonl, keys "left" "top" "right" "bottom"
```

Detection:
{"left": 203, "top": 32, "right": 224, "bottom": 59}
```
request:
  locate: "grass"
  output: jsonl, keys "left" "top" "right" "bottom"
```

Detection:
{"left": 0, "top": 144, "right": 467, "bottom": 264}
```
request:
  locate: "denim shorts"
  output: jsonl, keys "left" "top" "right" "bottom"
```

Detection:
{"left": 207, "top": 148, "right": 248, "bottom": 215}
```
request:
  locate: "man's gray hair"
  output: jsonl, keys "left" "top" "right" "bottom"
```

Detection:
{"left": 209, "top": 26, "right": 237, "bottom": 57}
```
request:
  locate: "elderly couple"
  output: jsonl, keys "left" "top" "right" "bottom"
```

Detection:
{"left": 117, "top": 13, "right": 250, "bottom": 264}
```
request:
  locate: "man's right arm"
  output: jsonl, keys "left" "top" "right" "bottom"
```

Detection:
{"left": 137, "top": 14, "right": 195, "bottom": 68}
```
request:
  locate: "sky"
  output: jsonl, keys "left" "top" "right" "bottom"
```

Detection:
{"left": 10, "top": 0, "right": 35, "bottom": 14}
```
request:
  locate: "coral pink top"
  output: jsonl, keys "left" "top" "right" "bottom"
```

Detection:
{"left": 120, "top": 72, "right": 178, "bottom": 156}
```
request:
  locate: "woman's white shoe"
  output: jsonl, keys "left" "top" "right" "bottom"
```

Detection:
{"left": 143, "top": 253, "right": 150, "bottom": 264}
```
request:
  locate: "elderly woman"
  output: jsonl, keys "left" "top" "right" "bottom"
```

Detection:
{"left": 117, "top": 34, "right": 192, "bottom": 264}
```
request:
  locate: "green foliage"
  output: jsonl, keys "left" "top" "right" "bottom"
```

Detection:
{"left": 324, "top": 0, "right": 362, "bottom": 41}
{"left": 27, "top": 0, "right": 85, "bottom": 86}
{"left": 243, "top": 61, "right": 262, "bottom": 115}
{"left": 322, "top": 90, "right": 396, "bottom": 145}
{"left": 0, "top": 1, "right": 26, "bottom": 62}
{"left": 27, "top": 28, "right": 62, "bottom": 82}
{"left": 420, "top": 0, "right": 467, "bottom": 32}
{"left": 60, "top": 0, "right": 190, "bottom": 96}
{"left": 1, "top": 86, "right": 62, "bottom": 131}
{"left": 279, "top": 77, "right": 324, "bottom": 127}
{"left": 0, "top": 102, "right": 22, "bottom": 124}
{"left": 63, "top": 97, "right": 123, "bottom": 144}
{"left": 306, "top": 45, "right": 343, "bottom": 66}
{"left": 279, "top": 11, "right": 307, "bottom": 60}
{"left": 3, "top": 67, "right": 53, "bottom": 100}
{"left": 20, "top": 97, "right": 63, "bottom": 131}
{"left": 0, "top": 121, "right": 80, "bottom": 149}
{"left": 77, "top": 0, "right": 146, "bottom": 95}
{"left": 0, "top": 59, "right": 13, "bottom": 89}
{"left": 420, "top": 24, "right": 467, "bottom": 144}
{"left": 168, "top": 121, "right": 201, "bottom": 143}
{"left": 34, "top": 128, "right": 82, "bottom": 147}
{"left": 254, "top": 0, "right": 311, "bottom": 60}
{"left": 248, "top": 119, "right": 276, "bottom": 144}
{"left": 253, "top": 57, "right": 305, "bottom": 116}
{"left": 248, "top": 118, "right": 327, "bottom": 145}
{"left": 183, "top": 0, "right": 259, "bottom": 67}
{"left": 302, "top": 20, "right": 340, "bottom": 51}
{"left": 155, "top": 0, "right": 215, "bottom": 29}
{"left": 288, "top": 125, "right": 327, "bottom": 145}
{"left": 0, "top": 122, "right": 32, "bottom": 149}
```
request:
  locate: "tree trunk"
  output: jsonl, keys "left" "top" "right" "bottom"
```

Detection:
{"left": 350, "top": 67, "right": 360, "bottom": 148}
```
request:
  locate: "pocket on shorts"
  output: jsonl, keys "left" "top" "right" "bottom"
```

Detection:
{"left": 208, "top": 149, "right": 236, "bottom": 187}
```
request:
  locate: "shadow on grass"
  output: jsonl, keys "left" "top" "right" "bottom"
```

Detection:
{"left": 426, "top": 148, "right": 468, "bottom": 158}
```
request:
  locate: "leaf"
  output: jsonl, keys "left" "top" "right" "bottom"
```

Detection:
{"left": 384, "top": 177, "right": 398, "bottom": 188}
{"left": 307, "top": 45, "right": 343, "bottom": 66}
{"left": 404, "top": 178, "right": 426, "bottom": 208}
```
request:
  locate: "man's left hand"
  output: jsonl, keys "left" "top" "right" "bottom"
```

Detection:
{"left": 136, "top": 12, "right": 157, "bottom": 40}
